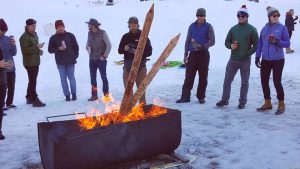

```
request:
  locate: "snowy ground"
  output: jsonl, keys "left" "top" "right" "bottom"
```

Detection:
{"left": 1, "top": 0, "right": 300, "bottom": 168}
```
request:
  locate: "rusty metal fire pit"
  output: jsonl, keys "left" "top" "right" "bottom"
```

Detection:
{"left": 38, "top": 104, "right": 181, "bottom": 169}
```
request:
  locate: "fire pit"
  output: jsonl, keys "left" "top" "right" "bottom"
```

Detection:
{"left": 38, "top": 104, "right": 181, "bottom": 169}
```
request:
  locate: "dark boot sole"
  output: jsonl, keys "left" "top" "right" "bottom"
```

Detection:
{"left": 256, "top": 106, "right": 272, "bottom": 112}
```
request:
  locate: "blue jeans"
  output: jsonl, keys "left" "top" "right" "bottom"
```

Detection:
{"left": 57, "top": 64, "right": 77, "bottom": 96}
{"left": 221, "top": 59, "right": 251, "bottom": 104}
{"left": 89, "top": 59, "right": 109, "bottom": 96}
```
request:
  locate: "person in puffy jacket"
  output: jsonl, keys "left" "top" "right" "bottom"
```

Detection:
{"left": 255, "top": 7, "right": 290, "bottom": 115}
{"left": 216, "top": 5, "right": 258, "bottom": 109}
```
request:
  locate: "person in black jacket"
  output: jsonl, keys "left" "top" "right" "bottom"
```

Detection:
{"left": 118, "top": 16, "right": 152, "bottom": 104}
{"left": 48, "top": 20, "right": 79, "bottom": 101}
{"left": 285, "top": 9, "right": 298, "bottom": 53}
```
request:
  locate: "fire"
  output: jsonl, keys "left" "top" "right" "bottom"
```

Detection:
{"left": 76, "top": 95, "right": 167, "bottom": 130}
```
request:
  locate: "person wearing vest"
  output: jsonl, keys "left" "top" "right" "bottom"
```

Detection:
{"left": 255, "top": 7, "right": 290, "bottom": 115}
{"left": 0, "top": 19, "right": 17, "bottom": 110}
{"left": 48, "top": 20, "right": 79, "bottom": 101}
{"left": 176, "top": 8, "right": 215, "bottom": 104}
{"left": 19, "top": 19, "right": 46, "bottom": 107}
{"left": 118, "top": 16, "right": 152, "bottom": 104}
{"left": 216, "top": 5, "right": 258, "bottom": 109}
{"left": 86, "top": 18, "right": 112, "bottom": 101}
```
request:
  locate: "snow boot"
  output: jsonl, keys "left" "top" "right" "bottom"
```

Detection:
{"left": 66, "top": 95, "right": 71, "bottom": 101}
{"left": 32, "top": 98, "right": 46, "bottom": 107}
{"left": 275, "top": 101, "right": 285, "bottom": 115}
{"left": 0, "top": 132, "right": 5, "bottom": 140}
{"left": 176, "top": 99, "right": 190, "bottom": 103}
{"left": 286, "top": 48, "right": 294, "bottom": 54}
{"left": 88, "top": 96, "right": 98, "bottom": 101}
{"left": 257, "top": 99, "right": 272, "bottom": 111}
{"left": 72, "top": 94, "right": 77, "bottom": 101}
{"left": 216, "top": 100, "right": 229, "bottom": 107}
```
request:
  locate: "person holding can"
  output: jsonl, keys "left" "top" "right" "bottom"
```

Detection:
{"left": 48, "top": 20, "right": 79, "bottom": 101}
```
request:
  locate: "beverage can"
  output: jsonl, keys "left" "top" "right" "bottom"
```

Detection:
{"left": 87, "top": 46, "right": 91, "bottom": 54}
{"left": 62, "top": 41, "right": 66, "bottom": 48}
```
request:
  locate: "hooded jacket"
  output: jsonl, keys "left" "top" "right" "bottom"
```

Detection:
{"left": 256, "top": 22, "right": 290, "bottom": 61}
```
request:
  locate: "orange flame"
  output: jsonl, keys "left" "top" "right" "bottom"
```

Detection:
{"left": 76, "top": 95, "right": 167, "bottom": 130}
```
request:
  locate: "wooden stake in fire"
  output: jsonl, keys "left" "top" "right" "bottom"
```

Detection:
{"left": 124, "top": 34, "right": 181, "bottom": 114}
{"left": 119, "top": 4, "right": 154, "bottom": 115}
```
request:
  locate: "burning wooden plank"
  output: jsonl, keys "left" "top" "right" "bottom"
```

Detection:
{"left": 119, "top": 4, "right": 154, "bottom": 115}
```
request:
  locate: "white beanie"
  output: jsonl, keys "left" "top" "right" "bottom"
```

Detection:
{"left": 237, "top": 5, "right": 249, "bottom": 17}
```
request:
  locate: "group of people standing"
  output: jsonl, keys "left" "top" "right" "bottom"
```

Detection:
{"left": 0, "top": 5, "right": 297, "bottom": 141}
{"left": 176, "top": 5, "right": 294, "bottom": 116}
{"left": 0, "top": 16, "right": 152, "bottom": 140}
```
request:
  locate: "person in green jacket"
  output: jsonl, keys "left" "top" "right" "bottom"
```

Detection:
{"left": 216, "top": 5, "right": 258, "bottom": 109}
{"left": 19, "top": 19, "right": 46, "bottom": 107}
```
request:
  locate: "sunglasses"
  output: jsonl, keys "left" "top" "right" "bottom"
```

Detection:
{"left": 237, "top": 15, "right": 247, "bottom": 18}
{"left": 196, "top": 15, "right": 205, "bottom": 17}
{"left": 272, "top": 14, "right": 280, "bottom": 18}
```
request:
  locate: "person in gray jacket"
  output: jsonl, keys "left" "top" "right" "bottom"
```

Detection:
{"left": 86, "top": 18, "right": 111, "bottom": 101}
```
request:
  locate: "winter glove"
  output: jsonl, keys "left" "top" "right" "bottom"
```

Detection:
{"left": 269, "top": 35, "right": 278, "bottom": 44}
{"left": 184, "top": 52, "right": 189, "bottom": 64}
{"left": 294, "top": 22, "right": 297, "bottom": 24}
{"left": 255, "top": 57, "right": 261, "bottom": 68}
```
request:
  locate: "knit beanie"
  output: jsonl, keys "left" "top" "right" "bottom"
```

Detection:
{"left": 267, "top": 7, "right": 280, "bottom": 18}
{"left": 0, "top": 19, "right": 8, "bottom": 32}
{"left": 237, "top": 5, "right": 249, "bottom": 17}
{"left": 196, "top": 8, "right": 206, "bottom": 16}
{"left": 55, "top": 20, "right": 65, "bottom": 29}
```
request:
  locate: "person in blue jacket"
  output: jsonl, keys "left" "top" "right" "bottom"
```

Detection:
{"left": 255, "top": 7, "right": 290, "bottom": 115}
{"left": 0, "top": 19, "right": 17, "bottom": 110}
